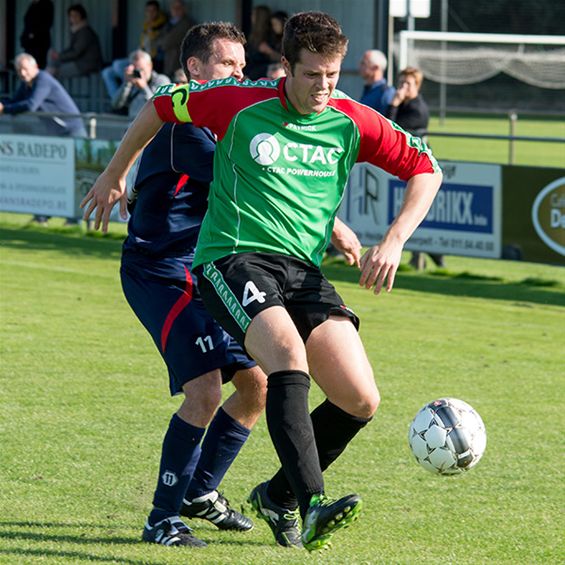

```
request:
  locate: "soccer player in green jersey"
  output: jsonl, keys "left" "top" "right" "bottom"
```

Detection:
{"left": 82, "top": 12, "right": 443, "bottom": 551}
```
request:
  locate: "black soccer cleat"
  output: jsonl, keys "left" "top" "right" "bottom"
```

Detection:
{"left": 301, "top": 493, "right": 363, "bottom": 551}
{"left": 248, "top": 481, "right": 303, "bottom": 548}
{"left": 141, "top": 515, "right": 207, "bottom": 547}
{"left": 181, "top": 490, "right": 253, "bottom": 531}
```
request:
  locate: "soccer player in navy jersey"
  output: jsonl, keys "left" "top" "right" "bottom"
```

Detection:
{"left": 120, "top": 23, "right": 262, "bottom": 548}
{"left": 91, "top": 22, "right": 364, "bottom": 549}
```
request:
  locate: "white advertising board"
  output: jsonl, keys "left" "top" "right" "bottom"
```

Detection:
{"left": 0, "top": 135, "right": 75, "bottom": 217}
{"left": 339, "top": 161, "right": 502, "bottom": 258}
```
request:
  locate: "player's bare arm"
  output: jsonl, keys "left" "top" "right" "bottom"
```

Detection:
{"left": 359, "top": 170, "right": 443, "bottom": 294}
{"left": 80, "top": 102, "right": 164, "bottom": 232}
{"left": 331, "top": 218, "right": 362, "bottom": 267}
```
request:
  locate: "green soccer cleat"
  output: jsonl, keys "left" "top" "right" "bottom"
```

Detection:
{"left": 301, "top": 493, "right": 363, "bottom": 551}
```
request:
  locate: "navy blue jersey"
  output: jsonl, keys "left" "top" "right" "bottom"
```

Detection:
{"left": 123, "top": 122, "right": 216, "bottom": 256}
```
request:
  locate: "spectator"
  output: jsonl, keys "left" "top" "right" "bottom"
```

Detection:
{"left": 111, "top": 49, "right": 169, "bottom": 121}
{"left": 387, "top": 66, "right": 444, "bottom": 269}
{"left": 0, "top": 53, "right": 86, "bottom": 225}
{"left": 156, "top": 0, "right": 192, "bottom": 79}
{"left": 387, "top": 66, "right": 429, "bottom": 137}
{"left": 20, "top": 0, "right": 54, "bottom": 69}
{"left": 269, "top": 10, "right": 288, "bottom": 55}
{"left": 266, "top": 62, "right": 285, "bottom": 79}
{"left": 245, "top": 5, "right": 278, "bottom": 79}
{"left": 101, "top": 1, "right": 167, "bottom": 99}
{"left": 172, "top": 67, "right": 188, "bottom": 84}
{"left": 359, "top": 49, "right": 395, "bottom": 114}
{"left": 0, "top": 53, "right": 86, "bottom": 137}
{"left": 46, "top": 4, "right": 103, "bottom": 79}
{"left": 140, "top": 0, "right": 168, "bottom": 63}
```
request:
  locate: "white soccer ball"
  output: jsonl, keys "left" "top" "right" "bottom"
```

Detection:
{"left": 408, "top": 398, "right": 487, "bottom": 475}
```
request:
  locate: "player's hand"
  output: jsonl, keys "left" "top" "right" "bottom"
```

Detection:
{"left": 331, "top": 220, "right": 362, "bottom": 267}
{"left": 359, "top": 239, "right": 403, "bottom": 294}
{"left": 391, "top": 83, "right": 408, "bottom": 106}
{"left": 80, "top": 170, "right": 127, "bottom": 233}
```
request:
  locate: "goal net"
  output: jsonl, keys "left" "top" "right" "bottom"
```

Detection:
{"left": 398, "top": 31, "right": 565, "bottom": 113}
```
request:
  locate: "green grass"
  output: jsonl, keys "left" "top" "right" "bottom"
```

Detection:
{"left": 428, "top": 113, "right": 565, "bottom": 167}
{"left": 1, "top": 214, "right": 564, "bottom": 564}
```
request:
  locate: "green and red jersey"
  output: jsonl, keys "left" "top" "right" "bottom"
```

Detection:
{"left": 153, "top": 77, "right": 440, "bottom": 267}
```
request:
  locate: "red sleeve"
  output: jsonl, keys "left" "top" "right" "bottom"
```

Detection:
{"left": 152, "top": 79, "right": 278, "bottom": 141}
{"left": 331, "top": 98, "right": 439, "bottom": 181}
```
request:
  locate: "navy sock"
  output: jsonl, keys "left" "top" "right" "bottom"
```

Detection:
{"left": 184, "top": 407, "right": 251, "bottom": 501}
{"left": 266, "top": 370, "right": 323, "bottom": 519}
{"left": 148, "top": 414, "right": 205, "bottom": 525}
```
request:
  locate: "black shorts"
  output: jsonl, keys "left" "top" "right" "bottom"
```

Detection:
{"left": 194, "top": 252, "right": 359, "bottom": 345}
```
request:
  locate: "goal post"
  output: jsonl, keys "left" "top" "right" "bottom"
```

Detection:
{"left": 397, "top": 31, "right": 565, "bottom": 115}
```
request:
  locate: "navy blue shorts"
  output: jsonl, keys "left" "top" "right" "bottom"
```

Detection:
{"left": 120, "top": 251, "right": 256, "bottom": 396}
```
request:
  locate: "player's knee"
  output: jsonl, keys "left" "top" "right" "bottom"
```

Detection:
{"left": 234, "top": 368, "right": 267, "bottom": 413}
{"left": 180, "top": 372, "right": 223, "bottom": 423}
{"left": 351, "top": 388, "right": 381, "bottom": 419}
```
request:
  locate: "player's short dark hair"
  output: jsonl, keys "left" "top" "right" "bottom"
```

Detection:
{"left": 282, "top": 12, "right": 348, "bottom": 72}
{"left": 179, "top": 22, "right": 246, "bottom": 80}
{"left": 68, "top": 3, "right": 87, "bottom": 20}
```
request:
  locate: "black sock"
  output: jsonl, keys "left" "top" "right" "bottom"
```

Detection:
{"left": 268, "top": 399, "right": 372, "bottom": 510}
{"left": 266, "top": 370, "right": 323, "bottom": 518}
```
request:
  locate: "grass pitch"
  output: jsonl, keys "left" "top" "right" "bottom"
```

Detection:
{"left": 0, "top": 215, "right": 564, "bottom": 564}
{"left": 428, "top": 113, "right": 565, "bottom": 168}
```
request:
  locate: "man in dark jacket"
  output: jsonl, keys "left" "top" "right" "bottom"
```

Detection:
{"left": 47, "top": 3, "right": 103, "bottom": 78}
{"left": 20, "top": 0, "right": 54, "bottom": 68}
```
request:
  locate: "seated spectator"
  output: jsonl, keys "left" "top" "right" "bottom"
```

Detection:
{"left": 172, "top": 67, "right": 188, "bottom": 84}
{"left": 359, "top": 49, "right": 395, "bottom": 114}
{"left": 101, "top": 1, "right": 167, "bottom": 98}
{"left": 386, "top": 66, "right": 444, "bottom": 269}
{"left": 111, "top": 49, "right": 169, "bottom": 121}
{"left": 46, "top": 4, "right": 103, "bottom": 79}
{"left": 266, "top": 62, "right": 285, "bottom": 79}
{"left": 20, "top": 0, "right": 54, "bottom": 69}
{"left": 140, "top": 0, "right": 168, "bottom": 70}
{"left": 245, "top": 5, "right": 278, "bottom": 79}
{"left": 269, "top": 10, "right": 287, "bottom": 56}
{"left": 156, "top": 0, "right": 192, "bottom": 79}
{"left": 0, "top": 53, "right": 86, "bottom": 225}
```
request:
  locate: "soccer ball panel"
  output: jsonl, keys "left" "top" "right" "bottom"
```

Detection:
{"left": 411, "top": 406, "right": 436, "bottom": 433}
{"left": 409, "top": 432, "right": 430, "bottom": 461}
{"left": 423, "top": 424, "right": 447, "bottom": 449}
{"left": 427, "top": 446, "right": 457, "bottom": 470}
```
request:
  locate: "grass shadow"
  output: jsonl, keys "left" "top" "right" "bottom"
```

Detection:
{"left": 0, "top": 547, "right": 149, "bottom": 565}
{"left": 0, "top": 225, "right": 124, "bottom": 261}
{"left": 0, "top": 529, "right": 135, "bottom": 546}
{"left": 322, "top": 262, "right": 565, "bottom": 308}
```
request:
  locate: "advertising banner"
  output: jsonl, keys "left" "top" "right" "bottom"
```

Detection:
{"left": 339, "top": 160, "right": 502, "bottom": 258}
{"left": 502, "top": 166, "right": 565, "bottom": 265}
{"left": 75, "top": 137, "right": 121, "bottom": 220}
{"left": 0, "top": 134, "right": 75, "bottom": 217}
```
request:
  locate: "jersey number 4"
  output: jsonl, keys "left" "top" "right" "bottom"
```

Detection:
{"left": 242, "top": 280, "right": 266, "bottom": 307}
